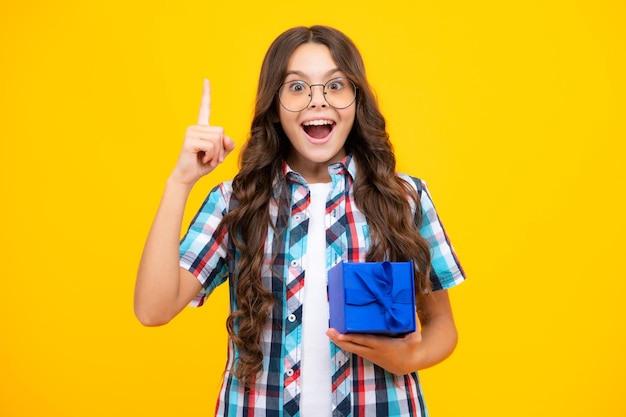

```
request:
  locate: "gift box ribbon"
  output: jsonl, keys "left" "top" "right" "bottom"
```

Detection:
{"left": 344, "top": 261, "right": 413, "bottom": 333}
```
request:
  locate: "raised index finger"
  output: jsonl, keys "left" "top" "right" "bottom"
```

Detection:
{"left": 197, "top": 78, "right": 211, "bottom": 126}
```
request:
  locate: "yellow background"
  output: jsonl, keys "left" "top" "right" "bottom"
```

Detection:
{"left": 1, "top": 0, "right": 624, "bottom": 415}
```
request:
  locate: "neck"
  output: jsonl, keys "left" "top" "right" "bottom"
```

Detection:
{"left": 286, "top": 152, "right": 346, "bottom": 184}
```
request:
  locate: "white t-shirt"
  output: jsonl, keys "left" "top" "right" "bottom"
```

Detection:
{"left": 300, "top": 182, "right": 333, "bottom": 417}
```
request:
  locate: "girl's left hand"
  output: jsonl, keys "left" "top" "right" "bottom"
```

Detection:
{"left": 326, "top": 290, "right": 458, "bottom": 375}
{"left": 326, "top": 328, "right": 423, "bottom": 375}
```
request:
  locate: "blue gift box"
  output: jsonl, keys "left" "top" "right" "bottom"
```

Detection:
{"left": 328, "top": 260, "right": 416, "bottom": 336}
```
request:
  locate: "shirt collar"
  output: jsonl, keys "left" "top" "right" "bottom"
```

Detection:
{"left": 280, "top": 154, "right": 357, "bottom": 187}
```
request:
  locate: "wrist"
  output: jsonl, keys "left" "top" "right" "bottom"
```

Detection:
{"left": 164, "top": 175, "right": 196, "bottom": 200}
{"left": 166, "top": 172, "right": 197, "bottom": 191}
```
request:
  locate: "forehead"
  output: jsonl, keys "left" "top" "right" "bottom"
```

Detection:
{"left": 285, "top": 42, "right": 341, "bottom": 79}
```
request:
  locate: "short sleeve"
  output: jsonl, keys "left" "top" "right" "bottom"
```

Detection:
{"left": 418, "top": 180, "right": 465, "bottom": 290}
{"left": 179, "top": 182, "right": 232, "bottom": 306}
{"left": 400, "top": 175, "right": 465, "bottom": 291}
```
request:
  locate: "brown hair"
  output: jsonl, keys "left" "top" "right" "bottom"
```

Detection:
{"left": 220, "top": 25, "right": 432, "bottom": 386}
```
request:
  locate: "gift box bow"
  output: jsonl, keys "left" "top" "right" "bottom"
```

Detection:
{"left": 344, "top": 261, "right": 414, "bottom": 333}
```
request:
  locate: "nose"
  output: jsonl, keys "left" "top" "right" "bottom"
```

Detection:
{"left": 309, "top": 84, "right": 327, "bottom": 108}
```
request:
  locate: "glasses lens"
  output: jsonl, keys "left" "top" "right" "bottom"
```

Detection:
{"left": 324, "top": 78, "right": 356, "bottom": 109}
{"left": 278, "top": 78, "right": 357, "bottom": 112}
{"left": 279, "top": 80, "right": 310, "bottom": 112}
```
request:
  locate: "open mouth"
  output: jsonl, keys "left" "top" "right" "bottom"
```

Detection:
{"left": 302, "top": 119, "right": 335, "bottom": 140}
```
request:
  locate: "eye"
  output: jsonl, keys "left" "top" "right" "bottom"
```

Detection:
{"left": 326, "top": 78, "right": 346, "bottom": 91}
{"left": 287, "top": 81, "right": 307, "bottom": 93}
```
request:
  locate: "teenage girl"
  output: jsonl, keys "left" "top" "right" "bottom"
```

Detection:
{"left": 135, "top": 25, "right": 465, "bottom": 417}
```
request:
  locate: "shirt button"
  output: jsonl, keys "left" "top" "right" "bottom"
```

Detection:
{"left": 294, "top": 214, "right": 302, "bottom": 221}
{"left": 286, "top": 368, "right": 294, "bottom": 377}
{"left": 290, "top": 260, "right": 299, "bottom": 267}
{"left": 288, "top": 314, "right": 296, "bottom": 322}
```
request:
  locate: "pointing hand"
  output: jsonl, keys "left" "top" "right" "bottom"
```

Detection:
{"left": 171, "top": 79, "right": 235, "bottom": 185}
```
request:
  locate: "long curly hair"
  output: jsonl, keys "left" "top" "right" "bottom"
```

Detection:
{"left": 220, "top": 25, "right": 432, "bottom": 386}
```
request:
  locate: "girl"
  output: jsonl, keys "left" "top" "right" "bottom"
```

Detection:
{"left": 135, "top": 25, "right": 465, "bottom": 417}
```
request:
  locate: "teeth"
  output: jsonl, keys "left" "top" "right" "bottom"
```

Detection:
{"left": 303, "top": 119, "right": 333, "bottom": 126}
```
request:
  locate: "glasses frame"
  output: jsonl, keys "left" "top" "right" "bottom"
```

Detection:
{"left": 277, "top": 77, "right": 358, "bottom": 112}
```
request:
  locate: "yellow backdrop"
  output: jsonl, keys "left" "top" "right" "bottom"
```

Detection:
{"left": 1, "top": 1, "right": 624, "bottom": 416}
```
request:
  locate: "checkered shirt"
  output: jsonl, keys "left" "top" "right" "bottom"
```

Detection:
{"left": 179, "top": 154, "right": 465, "bottom": 417}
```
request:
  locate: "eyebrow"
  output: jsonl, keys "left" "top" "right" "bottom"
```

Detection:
{"left": 284, "top": 68, "right": 343, "bottom": 79}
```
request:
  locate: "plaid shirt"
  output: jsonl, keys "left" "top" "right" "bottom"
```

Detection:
{"left": 180, "top": 155, "right": 465, "bottom": 417}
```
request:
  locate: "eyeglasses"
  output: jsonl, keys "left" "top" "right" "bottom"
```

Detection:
{"left": 277, "top": 77, "right": 357, "bottom": 112}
